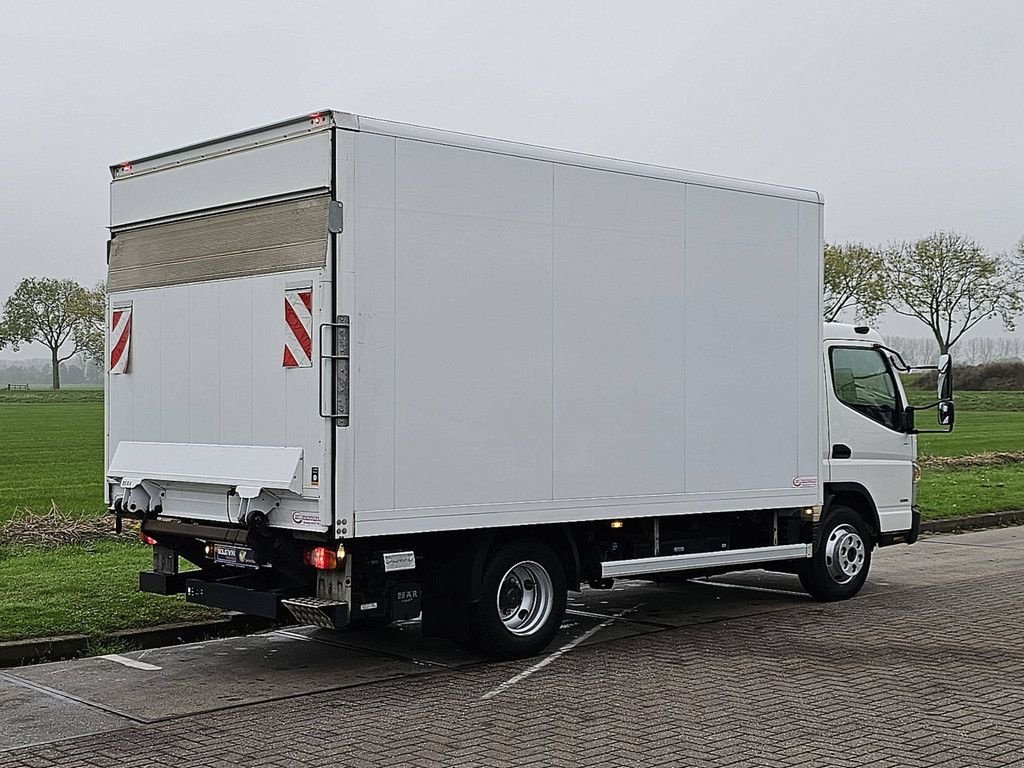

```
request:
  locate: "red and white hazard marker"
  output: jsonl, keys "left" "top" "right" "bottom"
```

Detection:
{"left": 109, "top": 305, "right": 133, "bottom": 374}
{"left": 283, "top": 287, "right": 313, "bottom": 368}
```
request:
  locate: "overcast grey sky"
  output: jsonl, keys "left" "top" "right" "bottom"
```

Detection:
{"left": 1, "top": 0, "right": 1022, "bottom": 357}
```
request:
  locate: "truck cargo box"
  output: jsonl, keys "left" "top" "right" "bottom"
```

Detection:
{"left": 106, "top": 110, "right": 823, "bottom": 541}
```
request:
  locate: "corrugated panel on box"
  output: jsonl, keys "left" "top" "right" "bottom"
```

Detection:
{"left": 108, "top": 194, "right": 330, "bottom": 291}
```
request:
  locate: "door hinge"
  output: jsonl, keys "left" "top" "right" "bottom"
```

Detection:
{"left": 328, "top": 201, "right": 344, "bottom": 234}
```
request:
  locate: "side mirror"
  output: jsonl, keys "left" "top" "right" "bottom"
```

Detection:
{"left": 903, "top": 405, "right": 916, "bottom": 433}
{"left": 938, "top": 400, "right": 955, "bottom": 427}
{"left": 936, "top": 354, "right": 953, "bottom": 401}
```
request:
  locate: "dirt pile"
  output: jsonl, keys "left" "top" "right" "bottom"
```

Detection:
{"left": 0, "top": 504, "right": 136, "bottom": 548}
{"left": 918, "top": 451, "right": 1024, "bottom": 470}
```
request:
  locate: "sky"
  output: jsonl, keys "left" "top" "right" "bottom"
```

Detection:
{"left": 1, "top": 0, "right": 1022, "bottom": 358}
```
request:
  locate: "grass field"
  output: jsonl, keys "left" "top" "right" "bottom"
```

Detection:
{"left": 0, "top": 389, "right": 215, "bottom": 642}
{"left": 917, "top": 466, "right": 1024, "bottom": 520}
{"left": 0, "top": 541, "right": 218, "bottom": 642}
{"left": 917, "top": 411, "right": 1024, "bottom": 457}
{"left": 907, "top": 390, "right": 1024, "bottom": 412}
{"left": 908, "top": 389, "right": 1024, "bottom": 457}
{"left": 0, "top": 398, "right": 105, "bottom": 523}
{"left": 905, "top": 389, "right": 1023, "bottom": 519}
{"left": 0, "top": 389, "right": 103, "bottom": 404}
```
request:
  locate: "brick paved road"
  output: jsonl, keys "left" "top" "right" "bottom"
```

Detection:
{"left": 2, "top": 529, "right": 1023, "bottom": 767}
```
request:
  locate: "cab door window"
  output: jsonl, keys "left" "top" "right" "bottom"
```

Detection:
{"left": 830, "top": 347, "right": 902, "bottom": 431}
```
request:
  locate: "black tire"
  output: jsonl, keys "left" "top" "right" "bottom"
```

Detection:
{"left": 470, "top": 539, "right": 567, "bottom": 659}
{"left": 799, "top": 505, "right": 872, "bottom": 601}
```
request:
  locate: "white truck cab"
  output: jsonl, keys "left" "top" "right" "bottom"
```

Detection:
{"left": 825, "top": 323, "right": 918, "bottom": 537}
{"left": 814, "top": 322, "right": 954, "bottom": 595}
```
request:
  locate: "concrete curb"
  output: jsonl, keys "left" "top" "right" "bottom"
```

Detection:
{"left": 919, "top": 509, "right": 1024, "bottom": 534}
{"left": 0, "top": 613, "right": 276, "bottom": 668}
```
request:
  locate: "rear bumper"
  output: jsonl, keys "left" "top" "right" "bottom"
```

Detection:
{"left": 140, "top": 569, "right": 287, "bottom": 620}
{"left": 139, "top": 568, "right": 349, "bottom": 627}
{"left": 185, "top": 578, "right": 284, "bottom": 620}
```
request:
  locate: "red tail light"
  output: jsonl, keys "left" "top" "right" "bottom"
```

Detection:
{"left": 139, "top": 531, "right": 157, "bottom": 546}
{"left": 304, "top": 546, "right": 337, "bottom": 570}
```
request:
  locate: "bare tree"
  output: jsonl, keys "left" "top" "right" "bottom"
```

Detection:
{"left": 882, "top": 335, "right": 938, "bottom": 366}
{"left": 885, "top": 232, "right": 1024, "bottom": 355}
{"left": 823, "top": 242, "right": 887, "bottom": 322}
{"left": 0, "top": 277, "right": 104, "bottom": 389}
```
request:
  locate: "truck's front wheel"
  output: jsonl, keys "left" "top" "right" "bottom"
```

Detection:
{"left": 471, "top": 540, "right": 566, "bottom": 659}
{"left": 799, "top": 505, "right": 872, "bottom": 601}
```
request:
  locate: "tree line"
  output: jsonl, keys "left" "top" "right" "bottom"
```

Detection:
{"left": 825, "top": 232, "right": 1024, "bottom": 356}
{"left": 882, "top": 335, "right": 1024, "bottom": 367}
{"left": 0, "top": 358, "right": 101, "bottom": 389}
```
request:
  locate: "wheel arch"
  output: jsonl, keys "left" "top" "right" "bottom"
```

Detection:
{"left": 824, "top": 482, "right": 881, "bottom": 543}
{"left": 467, "top": 525, "right": 581, "bottom": 603}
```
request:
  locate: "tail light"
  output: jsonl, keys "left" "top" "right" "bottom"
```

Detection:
{"left": 139, "top": 530, "right": 157, "bottom": 546}
{"left": 304, "top": 546, "right": 337, "bottom": 570}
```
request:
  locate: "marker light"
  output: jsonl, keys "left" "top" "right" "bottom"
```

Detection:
{"left": 304, "top": 546, "right": 338, "bottom": 570}
{"left": 610, "top": 520, "right": 624, "bottom": 529}
{"left": 309, "top": 112, "right": 324, "bottom": 125}
{"left": 139, "top": 531, "right": 157, "bottom": 546}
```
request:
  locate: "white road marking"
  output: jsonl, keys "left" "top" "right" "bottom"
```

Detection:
{"left": 567, "top": 607, "right": 654, "bottom": 622}
{"left": 691, "top": 579, "right": 807, "bottom": 598}
{"left": 481, "top": 606, "right": 639, "bottom": 701}
{"left": 99, "top": 654, "right": 161, "bottom": 671}
{"left": 272, "top": 629, "right": 313, "bottom": 642}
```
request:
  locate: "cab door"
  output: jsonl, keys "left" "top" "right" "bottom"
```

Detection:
{"left": 825, "top": 343, "right": 915, "bottom": 533}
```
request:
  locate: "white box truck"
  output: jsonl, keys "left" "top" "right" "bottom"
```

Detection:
{"left": 105, "top": 110, "right": 954, "bottom": 658}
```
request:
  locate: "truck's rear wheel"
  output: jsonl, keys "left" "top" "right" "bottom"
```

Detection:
{"left": 471, "top": 540, "right": 566, "bottom": 659}
{"left": 799, "top": 505, "right": 872, "bottom": 601}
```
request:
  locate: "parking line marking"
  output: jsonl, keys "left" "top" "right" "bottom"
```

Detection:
{"left": 482, "top": 607, "right": 639, "bottom": 701}
{"left": 691, "top": 579, "right": 808, "bottom": 598}
{"left": 271, "top": 630, "right": 313, "bottom": 642}
{"left": 100, "top": 654, "right": 162, "bottom": 671}
{"left": 566, "top": 608, "right": 673, "bottom": 628}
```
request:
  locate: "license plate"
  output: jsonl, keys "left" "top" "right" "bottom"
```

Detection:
{"left": 213, "top": 544, "right": 260, "bottom": 569}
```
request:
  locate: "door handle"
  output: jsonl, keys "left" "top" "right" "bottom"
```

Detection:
{"left": 318, "top": 316, "right": 350, "bottom": 425}
{"left": 831, "top": 444, "right": 852, "bottom": 459}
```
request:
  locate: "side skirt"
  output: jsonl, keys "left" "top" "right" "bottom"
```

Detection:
{"left": 601, "top": 543, "right": 813, "bottom": 579}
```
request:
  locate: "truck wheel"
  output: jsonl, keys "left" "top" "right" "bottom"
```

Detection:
{"left": 471, "top": 540, "right": 566, "bottom": 659}
{"left": 799, "top": 505, "right": 872, "bottom": 601}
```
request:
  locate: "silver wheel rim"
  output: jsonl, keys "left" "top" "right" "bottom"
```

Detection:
{"left": 496, "top": 560, "right": 554, "bottom": 637}
{"left": 824, "top": 523, "right": 866, "bottom": 584}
